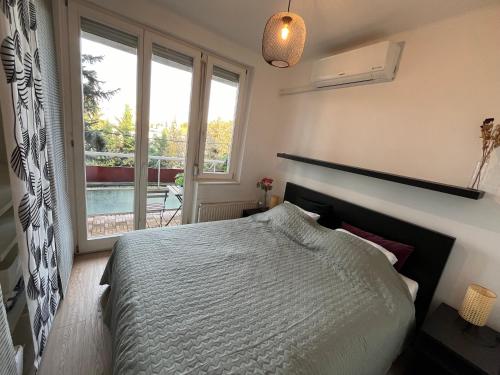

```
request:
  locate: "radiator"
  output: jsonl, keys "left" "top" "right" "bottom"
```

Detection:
{"left": 197, "top": 200, "right": 258, "bottom": 223}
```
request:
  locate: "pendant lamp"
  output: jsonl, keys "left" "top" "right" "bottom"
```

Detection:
{"left": 262, "top": 0, "right": 306, "bottom": 68}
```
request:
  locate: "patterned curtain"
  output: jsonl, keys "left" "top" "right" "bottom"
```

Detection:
{"left": 0, "top": 0, "right": 60, "bottom": 367}
{"left": 0, "top": 285, "right": 17, "bottom": 375}
{"left": 37, "top": 0, "right": 73, "bottom": 295}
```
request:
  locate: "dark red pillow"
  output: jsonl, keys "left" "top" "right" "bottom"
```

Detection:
{"left": 341, "top": 222, "right": 414, "bottom": 271}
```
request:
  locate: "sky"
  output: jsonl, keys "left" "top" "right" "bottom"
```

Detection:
{"left": 81, "top": 36, "right": 238, "bottom": 130}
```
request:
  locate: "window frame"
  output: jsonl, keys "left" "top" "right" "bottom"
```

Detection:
{"left": 64, "top": 2, "right": 252, "bottom": 252}
{"left": 67, "top": 2, "right": 145, "bottom": 252}
{"left": 196, "top": 55, "right": 248, "bottom": 181}
{"left": 139, "top": 31, "right": 202, "bottom": 229}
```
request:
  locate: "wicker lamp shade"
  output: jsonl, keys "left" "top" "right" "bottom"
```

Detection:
{"left": 459, "top": 284, "right": 497, "bottom": 326}
{"left": 269, "top": 195, "right": 280, "bottom": 208}
{"left": 262, "top": 11, "right": 306, "bottom": 68}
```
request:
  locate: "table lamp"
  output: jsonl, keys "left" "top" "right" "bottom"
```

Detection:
{"left": 459, "top": 284, "right": 496, "bottom": 327}
{"left": 269, "top": 195, "right": 280, "bottom": 209}
{"left": 458, "top": 284, "right": 498, "bottom": 347}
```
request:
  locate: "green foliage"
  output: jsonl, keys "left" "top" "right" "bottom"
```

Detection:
{"left": 82, "top": 53, "right": 135, "bottom": 165}
{"left": 103, "top": 104, "right": 135, "bottom": 153}
{"left": 82, "top": 54, "right": 119, "bottom": 116}
{"left": 81, "top": 53, "right": 234, "bottom": 172}
{"left": 203, "top": 118, "right": 233, "bottom": 173}
{"left": 148, "top": 120, "right": 187, "bottom": 169}
{"left": 175, "top": 173, "right": 184, "bottom": 187}
{"left": 82, "top": 54, "right": 119, "bottom": 152}
{"left": 204, "top": 118, "right": 233, "bottom": 160}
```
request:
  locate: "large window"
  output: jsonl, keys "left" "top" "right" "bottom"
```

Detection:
{"left": 199, "top": 57, "right": 247, "bottom": 179}
{"left": 68, "top": 3, "right": 250, "bottom": 252}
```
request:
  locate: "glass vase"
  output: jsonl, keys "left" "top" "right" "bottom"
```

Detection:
{"left": 469, "top": 160, "right": 489, "bottom": 190}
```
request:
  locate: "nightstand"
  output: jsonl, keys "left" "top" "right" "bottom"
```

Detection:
{"left": 242, "top": 207, "right": 268, "bottom": 217}
{"left": 414, "top": 303, "right": 500, "bottom": 375}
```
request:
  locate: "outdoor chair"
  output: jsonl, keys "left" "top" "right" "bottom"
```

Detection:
{"left": 146, "top": 188, "right": 169, "bottom": 226}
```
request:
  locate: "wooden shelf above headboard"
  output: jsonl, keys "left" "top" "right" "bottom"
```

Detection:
{"left": 277, "top": 153, "right": 485, "bottom": 200}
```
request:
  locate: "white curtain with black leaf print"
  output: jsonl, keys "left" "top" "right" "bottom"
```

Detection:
{"left": 0, "top": 0, "right": 60, "bottom": 368}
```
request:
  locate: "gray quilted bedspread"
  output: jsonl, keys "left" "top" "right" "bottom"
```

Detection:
{"left": 101, "top": 202, "right": 414, "bottom": 375}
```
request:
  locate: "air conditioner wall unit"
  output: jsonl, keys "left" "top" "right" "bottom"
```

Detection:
{"left": 311, "top": 41, "right": 402, "bottom": 89}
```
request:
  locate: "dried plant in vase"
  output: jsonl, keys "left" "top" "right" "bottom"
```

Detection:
{"left": 470, "top": 118, "right": 500, "bottom": 189}
{"left": 256, "top": 177, "right": 273, "bottom": 208}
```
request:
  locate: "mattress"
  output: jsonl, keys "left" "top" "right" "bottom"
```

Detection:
{"left": 101, "top": 202, "right": 415, "bottom": 374}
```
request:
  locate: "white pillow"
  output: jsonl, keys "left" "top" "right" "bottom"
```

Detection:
{"left": 285, "top": 201, "right": 321, "bottom": 221}
{"left": 400, "top": 274, "right": 419, "bottom": 302}
{"left": 335, "top": 229, "right": 398, "bottom": 266}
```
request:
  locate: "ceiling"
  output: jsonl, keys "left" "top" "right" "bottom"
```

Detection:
{"left": 153, "top": 0, "right": 497, "bottom": 59}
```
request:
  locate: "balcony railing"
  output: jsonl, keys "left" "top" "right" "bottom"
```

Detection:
{"left": 85, "top": 151, "right": 227, "bottom": 186}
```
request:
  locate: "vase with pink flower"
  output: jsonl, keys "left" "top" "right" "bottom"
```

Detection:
{"left": 256, "top": 177, "right": 273, "bottom": 208}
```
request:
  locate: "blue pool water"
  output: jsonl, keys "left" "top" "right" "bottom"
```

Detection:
{"left": 86, "top": 186, "right": 181, "bottom": 216}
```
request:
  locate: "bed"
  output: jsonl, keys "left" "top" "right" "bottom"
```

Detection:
{"left": 100, "top": 182, "right": 455, "bottom": 374}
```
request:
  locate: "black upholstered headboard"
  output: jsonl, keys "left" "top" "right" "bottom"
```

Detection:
{"left": 284, "top": 182, "right": 455, "bottom": 327}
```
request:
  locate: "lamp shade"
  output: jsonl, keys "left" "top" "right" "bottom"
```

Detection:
{"left": 262, "top": 11, "right": 306, "bottom": 68}
{"left": 459, "top": 284, "right": 497, "bottom": 326}
{"left": 269, "top": 195, "right": 280, "bottom": 208}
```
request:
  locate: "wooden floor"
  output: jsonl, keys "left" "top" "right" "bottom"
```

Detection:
{"left": 35, "top": 251, "right": 411, "bottom": 375}
{"left": 37, "top": 251, "right": 112, "bottom": 375}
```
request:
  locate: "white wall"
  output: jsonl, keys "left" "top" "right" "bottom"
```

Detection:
{"left": 83, "top": 1, "right": 500, "bottom": 328}
{"left": 271, "top": 4, "right": 500, "bottom": 329}
{"left": 86, "top": 0, "right": 287, "bottom": 209}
